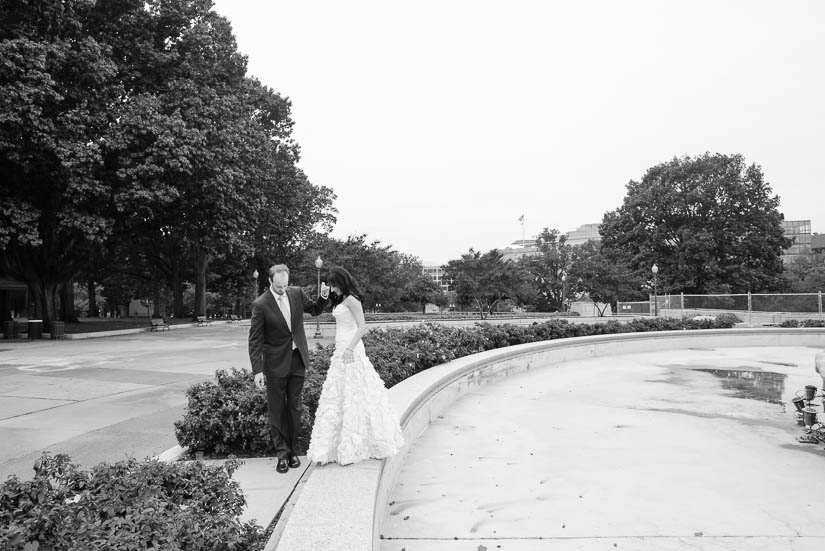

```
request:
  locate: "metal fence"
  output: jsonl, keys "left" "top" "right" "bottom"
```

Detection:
{"left": 617, "top": 292, "right": 824, "bottom": 325}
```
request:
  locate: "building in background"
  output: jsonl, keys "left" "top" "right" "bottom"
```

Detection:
{"left": 781, "top": 219, "right": 812, "bottom": 264}
{"left": 564, "top": 223, "right": 601, "bottom": 247}
{"left": 811, "top": 233, "right": 825, "bottom": 255}
{"left": 499, "top": 223, "right": 601, "bottom": 261}
{"left": 422, "top": 264, "right": 450, "bottom": 292}
{"left": 500, "top": 238, "right": 538, "bottom": 262}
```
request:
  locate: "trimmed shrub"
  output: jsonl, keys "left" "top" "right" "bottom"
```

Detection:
{"left": 0, "top": 453, "right": 264, "bottom": 551}
{"left": 780, "top": 318, "right": 825, "bottom": 328}
{"left": 714, "top": 312, "right": 742, "bottom": 326}
{"left": 175, "top": 316, "right": 744, "bottom": 457}
{"left": 174, "top": 369, "right": 271, "bottom": 457}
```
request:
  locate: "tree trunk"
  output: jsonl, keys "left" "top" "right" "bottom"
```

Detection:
{"left": 172, "top": 270, "right": 185, "bottom": 318}
{"left": 193, "top": 250, "right": 209, "bottom": 319}
{"left": 0, "top": 291, "right": 10, "bottom": 323}
{"left": 87, "top": 278, "right": 99, "bottom": 317}
{"left": 29, "top": 280, "right": 58, "bottom": 331}
{"left": 152, "top": 291, "right": 161, "bottom": 317}
{"left": 60, "top": 280, "right": 79, "bottom": 323}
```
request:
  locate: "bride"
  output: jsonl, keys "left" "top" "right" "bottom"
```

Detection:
{"left": 307, "top": 267, "right": 404, "bottom": 465}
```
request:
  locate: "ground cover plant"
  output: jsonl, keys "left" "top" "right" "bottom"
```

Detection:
{"left": 0, "top": 453, "right": 264, "bottom": 551}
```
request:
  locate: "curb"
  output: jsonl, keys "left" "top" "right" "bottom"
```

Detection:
{"left": 264, "top": 463, "right": 316, "bottom": 551}
{"left": 63, "top": 319, "right": 242, "bottom": 340}
{"left": 154, "top": 444, "right": 188, "bottom": 463}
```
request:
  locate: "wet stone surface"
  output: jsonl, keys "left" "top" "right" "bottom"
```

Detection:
{"left": 692, "top": 368, "right": 787, "bottom": 404}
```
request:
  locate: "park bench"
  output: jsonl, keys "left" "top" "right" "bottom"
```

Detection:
{"left": 196, "top": 316, "right": 211, "bottom": 327}
{"left": 150, "top": 318, "right": 170, "bottom": 331}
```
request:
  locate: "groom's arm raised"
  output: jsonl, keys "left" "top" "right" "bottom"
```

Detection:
{"left": 300, "top": 285, "right": 328, "bottom": 316}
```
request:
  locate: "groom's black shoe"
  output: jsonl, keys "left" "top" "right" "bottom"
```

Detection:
{"left": 276, "top": 458, "right": 289, "bottom": 474}
{"left": 288, "top": 455, "right": 301, "bottom": 469}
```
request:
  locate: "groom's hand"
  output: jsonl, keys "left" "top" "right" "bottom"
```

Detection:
{"left": 254, "top": 372, "right": 265, "bottom": 390}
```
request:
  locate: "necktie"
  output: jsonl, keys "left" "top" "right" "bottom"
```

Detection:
{"left": 278, "top": 293, "right": 292, "bottom": 331}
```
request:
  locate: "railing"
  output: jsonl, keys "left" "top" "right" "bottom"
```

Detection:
{"left": 617, "top": 292, "right": 824, "bottom": 325}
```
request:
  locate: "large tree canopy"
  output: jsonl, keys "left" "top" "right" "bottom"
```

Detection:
{"left": 0, "top": 0, "right": 336, "bottom": 323}
{"left": 290, "top": 234, "right": 422, "bottom": 312}
{"left": 568, "top": 239, "right": 645, "bottom": 315}
{"left": 516, "top": 228, "right": 571, "bottom": 312}
{"left": 0, "top": 0, "right": 172, "bottom": 324}
{"left": 600, "top": 153, "right": 790, "bottom": 294}
{"left": 445, "top": 249, "right": 522, "bottom": 318}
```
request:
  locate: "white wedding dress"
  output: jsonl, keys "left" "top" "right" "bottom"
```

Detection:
{"left": 307, "top": 303, "right": 404, "bottom": 465}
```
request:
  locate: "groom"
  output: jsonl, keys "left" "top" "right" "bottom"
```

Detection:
{"left": 248, "top": 264, "right": 329, "bottom": 473}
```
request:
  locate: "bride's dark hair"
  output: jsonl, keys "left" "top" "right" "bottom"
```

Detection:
{"left": 326, "top": 266, "right": 364, "bottom": 308}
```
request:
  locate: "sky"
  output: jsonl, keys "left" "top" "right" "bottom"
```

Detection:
{"left": 211, "top": 0, "right": 825, "bottom": 265}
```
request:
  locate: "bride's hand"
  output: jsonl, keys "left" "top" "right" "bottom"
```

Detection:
{"left": 343, "top": 348, "right": 354, "bottom": 364}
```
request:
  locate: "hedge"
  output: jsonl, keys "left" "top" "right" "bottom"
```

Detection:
{"left": 0, "top": 453, "right": 264, "bottom": 551}
{"left": 175, "top": 316, "right": 739, "bottom": 458}
{"left": 779, "top": 318, "right": 825, "bottom": 327}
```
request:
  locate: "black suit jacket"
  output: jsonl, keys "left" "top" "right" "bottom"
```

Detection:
{"left": 248, "top": 286, "right": 327, "bottom": 378}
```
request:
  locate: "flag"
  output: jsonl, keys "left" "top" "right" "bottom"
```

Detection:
{"left": 518, "top": 214, "right": 524, "bottom": 223}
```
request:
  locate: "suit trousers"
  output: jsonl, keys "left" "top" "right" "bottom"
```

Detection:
{"left": 265, "top": 349, "right": 305, "bottom": 459}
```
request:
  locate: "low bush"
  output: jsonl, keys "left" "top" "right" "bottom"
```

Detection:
{"left": 173, "top": 369, "right": 272, "bottom": 457}
{"left": 779, "top": 318, "right": 825, "bottom": 328}
{"left": 175, "top": 315, "right": 741, "bottom": 457}
{"left": 714, "top": 312, "right": 743, "bottom": 325}
{"left": 0, "top": 453, "right": 264, "bottom": 551}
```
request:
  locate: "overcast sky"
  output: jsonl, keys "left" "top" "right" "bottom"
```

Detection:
{"left": 212, "top": 0, "right": 824, "bottom": 265}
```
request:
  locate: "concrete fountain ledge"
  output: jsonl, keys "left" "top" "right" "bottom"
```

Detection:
{"left": 272, "top": 327, "right": 825, "bottom": 551}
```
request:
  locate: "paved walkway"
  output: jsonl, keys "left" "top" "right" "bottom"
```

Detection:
{"left": 381, "top": 346, "right": 825, "bottom": 550}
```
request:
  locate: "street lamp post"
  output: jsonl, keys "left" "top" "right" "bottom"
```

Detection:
{"left": 251, "top": 269, "right": 258, "bottom": 318}
{"left": 651, "top": 263, "right": 659, "bottom": 317}
{"left": 314, "top": 256, "right": 323, "bottom": 338}
{"left": 561, "top": 273, "right": 567, "bottom": 313}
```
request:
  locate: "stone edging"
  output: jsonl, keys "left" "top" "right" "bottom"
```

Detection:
{"left": 272, "top": 328, "right": 825, "bottom": 550}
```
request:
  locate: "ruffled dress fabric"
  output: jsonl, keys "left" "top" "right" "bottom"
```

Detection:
{"left": 307, "top": 304, "right": 404, "bottom": 465}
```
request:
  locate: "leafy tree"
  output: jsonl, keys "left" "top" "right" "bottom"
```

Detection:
{"left": 516, "top": 228, "right": 572, "bottom": 311}
{"left": 444, "top": 249, "right": 522, "bottom": 319}
{"left": 568, "top": 240, "right": 646, "bottom": 315}
{"left": 0, "top": 0, "right": 173, "bottom": 327}
{"left": 248, "top": 158, "right": 336, "bottom": 304}
{"left": 1, "top": 0, "right": 337, "bottom": 324}
{"left": 405, "top": 274, "right": 443, "bottom": 314}
{"left": 292, "top": 235, "right": 423, "bottom": 311}
{"left": 600, "top": 153, "right": 791, "bottom": 294}
{"left": 784, "top": 253, "right": 825, "bottom": 293}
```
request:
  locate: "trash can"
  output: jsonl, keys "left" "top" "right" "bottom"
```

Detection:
{"left": 51, "top": 321, "right": 65, "bottom": 340}
{"left": 28, "top": 319, "right": 43, "bottom": 339}
{"left": 3, "top": 321, "right": 16, "bottom": 339}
